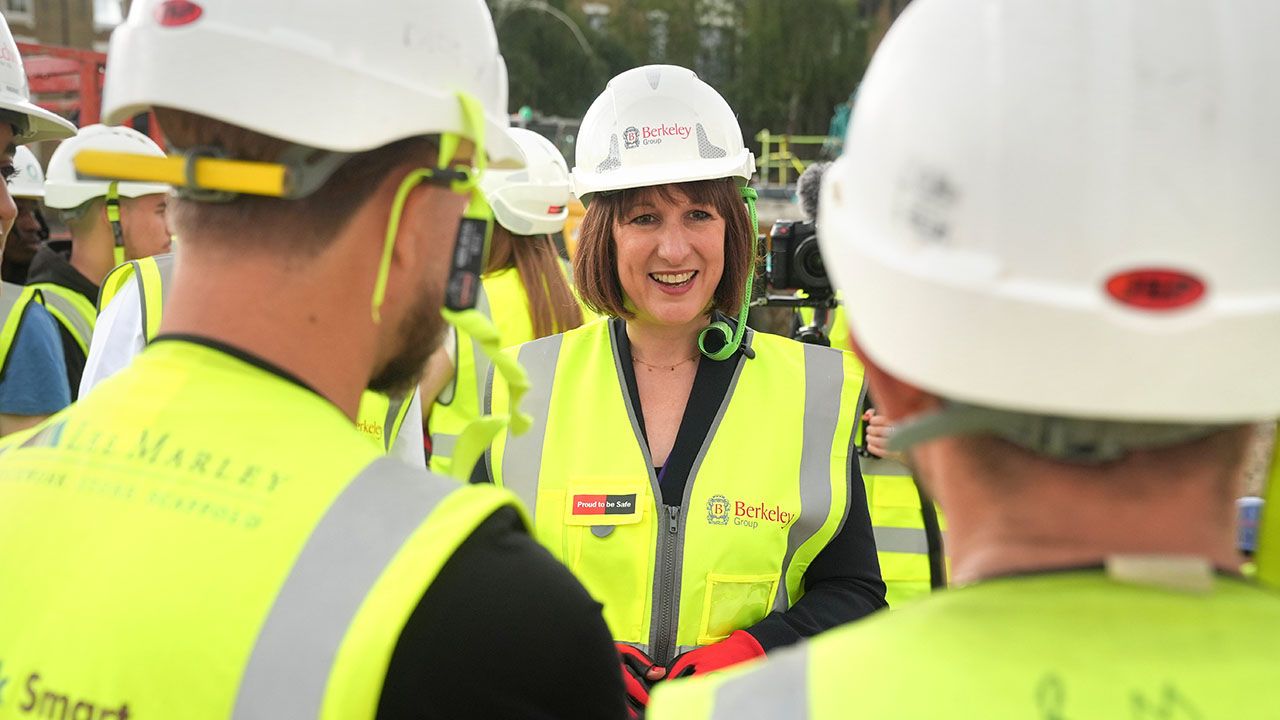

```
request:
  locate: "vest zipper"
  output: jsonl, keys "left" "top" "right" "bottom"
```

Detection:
{"left": 653, "top": 504, "right": 681, "bottom": 665}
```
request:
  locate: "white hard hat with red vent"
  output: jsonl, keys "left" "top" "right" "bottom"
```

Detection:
{"left": 820, "top": 0, "right": 1280, "bottom": 426}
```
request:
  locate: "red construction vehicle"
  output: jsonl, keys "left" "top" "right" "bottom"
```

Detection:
{"left": 16, "top": 41, "right": 161, "bottom": 144}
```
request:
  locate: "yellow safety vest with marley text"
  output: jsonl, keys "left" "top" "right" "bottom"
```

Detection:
{"left": 649, "top": 569, "right": 1280, "bottom": 718}
{"left": 0, "top": 339, "right": 521, "bottom": 719}
{"left": 98, "top": 254, "right": 413, "bottom": 454}
{"left": 487, "top": 319, "right": 861, "bottom": 662}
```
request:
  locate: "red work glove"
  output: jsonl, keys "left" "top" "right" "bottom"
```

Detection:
{"left": 618, "top": 643, "right": 663, "bottom": 718}
{"left": 665, "top": 630, "right": 765, "bottom": 679}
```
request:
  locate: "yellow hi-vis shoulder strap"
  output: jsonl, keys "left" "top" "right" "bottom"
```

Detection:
{"left": 0, "top": 283, "right": 44, "bottom": 381}
{"left": 98, "top": 254, "right": 172, "bottom": 343}
{"left": 26, "top": 282, "right": 96, "bottom": 355}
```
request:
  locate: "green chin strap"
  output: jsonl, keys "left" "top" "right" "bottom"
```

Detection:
{"left": 107, "top": 181, "right": 125, "bottom": 264}
{"left": 369, "top": 92, "right": 530, "bottom": 480}
{"left": 698, "top": 185, "right": 758, "bottom": 361}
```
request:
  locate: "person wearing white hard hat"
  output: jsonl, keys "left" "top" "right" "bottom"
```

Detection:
{"left": 27, "top": 123, "right": 171, "bottom": 396}
{"left": 422, "top": 127, "right": 593, "bottom": 477}
{"left": 1, "top": 146, "right": 50, "bottom": 284}
{"left": 650, "top": 0, "right": 1280, "bottom": 716}
{"left": 485, "top": 64, "right": 884, "bottom": 717}
{"left": 0, "top": 14, "right": 76, "bottom": 437}
{"left": 0, "top": 1, "right": 624, "bottom": 717}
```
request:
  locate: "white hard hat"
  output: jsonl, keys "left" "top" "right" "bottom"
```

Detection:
{"left": 482, "top": 128, "right": 570, "bottom": 236}
{"left": 10, "top": 146, "right": 44, "bottom": 199}
{"left": 100, "top": 0, "right": 521, "bottom": 167}
{"left": 0, "top": 17, "right": 76, "bottom": 144}
{"left": 572, "top": 64, "right": 755, "bottom": 202}
{"left": 44, "top": 124, "right": 169, "bottom": 209}
{"left": 819, "top": 0, "right": 1280, "bottom": 425}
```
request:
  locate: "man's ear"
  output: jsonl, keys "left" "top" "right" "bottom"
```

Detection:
{"left": 849, "top": 331, "right": 940, "bottom": 421}
{"left": 382, "top": 171, "right": 455, "bottom": 272}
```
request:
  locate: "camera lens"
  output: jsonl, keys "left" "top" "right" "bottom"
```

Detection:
{"left": 793, "top": 236, "right": 830, "bottom": 290}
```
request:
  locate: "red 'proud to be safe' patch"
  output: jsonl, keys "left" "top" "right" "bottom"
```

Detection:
{"left": 572, "top": 494, "right": 638, "bottom": 515}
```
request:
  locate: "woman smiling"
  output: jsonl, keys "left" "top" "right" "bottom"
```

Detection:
{"left": 484, "top": 65, "right": 885, "bottom": 716}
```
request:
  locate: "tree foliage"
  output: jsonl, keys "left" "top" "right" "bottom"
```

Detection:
{"left": 488, "top": 1, "right": 907, "bottom": 152}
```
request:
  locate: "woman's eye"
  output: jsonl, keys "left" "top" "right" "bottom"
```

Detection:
{"left": 0, "top": 165, "right": 15, "bottom": 183}
{"left": 630, "top": 213, "right": 657, "bottom": 225}
{"left": 689, "top": 209, "right": 714, "bottom": 221}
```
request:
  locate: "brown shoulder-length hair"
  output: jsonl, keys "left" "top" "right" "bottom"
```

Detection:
{"left": 573, "top": 178, "right": 755, "bottom": 318}
{"left": 485, "top": 225, "right": 584, "bottom": 338}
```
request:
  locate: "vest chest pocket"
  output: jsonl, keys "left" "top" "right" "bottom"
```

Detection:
{"left": 698, "top": 572, "right": 779, "bottom": 645}
{"left": 561, "top": 478, "right": 653, "bottom": 643}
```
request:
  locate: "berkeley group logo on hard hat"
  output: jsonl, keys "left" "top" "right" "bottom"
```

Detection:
{"left": 624, "top": 123, "right": 693, "bottom": 150}
{"left": 624, "top": 126, "right": 641, "bottom": 150}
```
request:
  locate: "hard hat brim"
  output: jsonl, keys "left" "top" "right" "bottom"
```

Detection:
{"left": 0, "top": 97, "right": 77, "bottom": 144}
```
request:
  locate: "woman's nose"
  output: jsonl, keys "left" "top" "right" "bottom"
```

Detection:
{"left": 653, "top": 224, "right": 691, "bottom": 264}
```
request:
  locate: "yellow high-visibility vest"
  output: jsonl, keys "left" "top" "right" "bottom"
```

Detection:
{"left": 488, "top": 318, "right": 862, "bottom": 662}
{"left": 98, "top": 254, "right": 412, "bottom": 454}
{"left": 791, "top": 305, "right": 949, "bottom": 606}
{"left": 0, "top": 339, "right": 521, "bottom": 719}
{"left": 428, "top": 264, "right": 591, "bottom": 477}
{"left": 27, "top": 281, "right": 96, "bottom": 356}
{"left": 0, "top": 281, "right": 46, "bottom": 382}
{"left": 649, "top": 570, "right": 1280, "bottom": 718}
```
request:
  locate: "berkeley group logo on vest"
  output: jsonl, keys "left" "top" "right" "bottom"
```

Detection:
{"left": 706, "top": 494, "right": 796, "bottom": 530}
{"left": 623, "top": 123, "right": 692, "bottom": 150}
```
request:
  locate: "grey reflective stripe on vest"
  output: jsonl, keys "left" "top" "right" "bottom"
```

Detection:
{"left": 471, "top": 288, "right": 492, "bottom": 412}
{"left": 40, "top": 290, "right": 93, "bottom": 351}
{"left": 497, "top": 333, "right": 564, "bottom": 515}
{"left": 773, "top": 344, "right": 848, "bottom": 612}
{"left": 859, "top": 456, "right": 936, "bottom": 555}
{"left": 873, "top": 526, "right": 931, "bottom": 555}
{"left": 859, "top": 454, "right": 912, "bottom": 479}
{"left": 432, "top": 432, "right": 457, "bottom": 458}
{"left": 0, "top": 282, "right": 32, "bottom": 380}
{"left": 232, "top": 457, "right": 458, "bottom": 718}
{"left": 710, "top": 643, "right": 810, "bottom": 719}
{"left": 138, "top": 253, "right": 176, "bottom": 343}
{"left": 382, "top": 394, "right": 408, "bottom": 452}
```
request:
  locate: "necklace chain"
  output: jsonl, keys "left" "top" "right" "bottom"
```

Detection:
{"left": 633, "top": 353, "right": 699, "bottom": 372}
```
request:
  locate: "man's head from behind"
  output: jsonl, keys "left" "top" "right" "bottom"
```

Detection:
{"left": 155, "top": 108, "right": 468, "bottom": 395}
{"left": 819, "top": 0, "right": 1280, "bottom": 498}
{"left": 91, "top": 0, "right": 525, "bottom": 396}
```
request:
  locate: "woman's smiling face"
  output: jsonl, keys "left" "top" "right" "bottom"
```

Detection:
{"left": 613, "top": 184, "right": 726, "bottom": 328}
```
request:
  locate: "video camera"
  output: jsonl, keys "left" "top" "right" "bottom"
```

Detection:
{"left": 751, "top": 162, "right": 838, "bottom": 346}
{"left": 765, "top": 218, "right": 830, "bottom": 297}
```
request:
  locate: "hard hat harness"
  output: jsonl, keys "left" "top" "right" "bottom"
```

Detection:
{"left": 888, "top": 400, "right": 1228, "bottom": 464}
{"left": 105, "top": 181, "right": 124, "bottom": 250}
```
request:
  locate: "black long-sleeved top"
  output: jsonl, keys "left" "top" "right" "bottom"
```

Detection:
{"left": 377, "top": 506, "right": 626, "bottom": 719}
